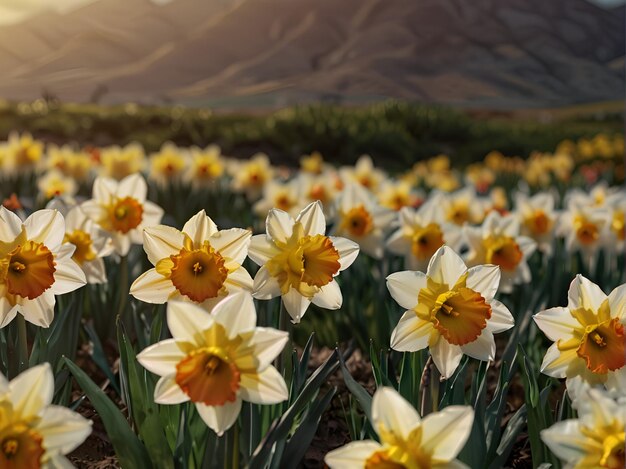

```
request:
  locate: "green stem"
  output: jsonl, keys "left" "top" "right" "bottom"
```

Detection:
{"left": 16, "top": 314, "right": 28, "bottom": 372}
{"left": 116, "top": 255, "right": 129, "bottom": 320}
{"left": 232, "top": 422, "right": 239, "bottom": 469}
{"left": 276, "top": 300, "right": 292, "bottom": 376}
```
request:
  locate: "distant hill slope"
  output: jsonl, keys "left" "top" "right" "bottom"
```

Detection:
{"left": 0, "top": 0, "right": 623, "bottom": 108}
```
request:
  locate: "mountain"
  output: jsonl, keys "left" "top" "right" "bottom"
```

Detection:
{"left": 0, "top": 0, "right": 623, "bottom": 108}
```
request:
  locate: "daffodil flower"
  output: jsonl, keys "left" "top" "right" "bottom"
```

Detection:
{"left": 253, "top": 179, "right": 302, "bottom": 217}
{"left": 339, "top": 154, "right": 386, "bottom": 192}
{"left": 332, "top": 183, "right": 395, "bottom": 259}
{"left": 558, "top": 197, "right": 610, "bottom": 265}
{"left": 533, "top": 275, "right": 625, "bottom": 385}
{"left": 249, "top": 201, "right": 359, "bottom": 323}
{"left": 388, "top": 246, "right": 514, "bottom": 379}
{"left": 464, "top": 211, "right": 536, "bottom": 293}
{"left": 137, "top": 293, "right": 289, "bottom": 435}
{"left": 541, "top": 388, "right": 625, "bottom": 469}
{"left": 81, "top": 173, "right": 164, "bottom": 256}
{"left": 0, "top": 207, "right": 86, "bottom": 327}
{"left": 325, "top": 387, "right": 474, "bottom": 468}
{"left": 148, "top": 142, "right": 189, "bottom": 188}
{"left": 130, "top": 210, "right": 253, "bottom": 310}
{"left": 387, "top": 200, "right": 462, "bottom": 272}
{"left": 0, "top": 363, "right": 92, "bottom": 468}
{"left": 514, "top": 191, "right": 558, "bottom": 256}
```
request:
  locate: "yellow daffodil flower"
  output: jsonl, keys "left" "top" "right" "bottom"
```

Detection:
{"left": 325, "top": 387, "right": 474, "bottom": 468}
{"left": 388, "top": 246, "right": 514, "bottom": 378}
{"left": 137, "top": 293, "right": 288, "bottom": 435}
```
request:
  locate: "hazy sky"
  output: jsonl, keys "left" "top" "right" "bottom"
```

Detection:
{"left": 0, "top": 0, "right": 622, "bottom": 26}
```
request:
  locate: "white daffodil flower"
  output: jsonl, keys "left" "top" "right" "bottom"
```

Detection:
{"left": 541, "top": 388, "right": 625, "bottom": 469}
{"left": 0, "top": 207, "right": 86, "bottom": 327}
{"left": 0, "top": 363, "right": 92, "bottom": 468}
{"left": 137, "top": 293, "right": 288, "bottom": 435}
{"left": 387, "top": 200, "right": 462, "bottom": 272}
{"left": 130, "top": 210, "right": 252, "bottom": 311}
{"left": 533, "top": 275, "right": 625, "bottom": 386}
{"left": 388, "top": 246, "right": 514, "bottom": 379}
{"left": 81, "top": 173, "right": 164, "bottom": 256}
{"left": 325, "top": 387, "right": 474, "bottom": 468}
{"left": 514, "top": 191, "right": 558, "bottom": 256}
{"left": 333, "top": 183, "right": 395, "bottom": 259}
{"left": 464, "top": 211, "right": 536, "bottom": 293}
{"left": 249, "top": 201, "right": 359, "bottom": 323}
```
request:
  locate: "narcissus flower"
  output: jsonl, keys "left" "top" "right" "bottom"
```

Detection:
{"left": 541, "top": 388, "right": 625, "bottom": 469}
{"left": 533, "top": 275, "right": 625, "bottom": 385}
{"left": 137, "top": 293, "right": 288, "bottom": 435}
{"left": 0, "top": 363, "right": 92, "bottom": 468}
{"left": 339, "top": 154, "right": 386, "bottom": 192}
{"left": 514, "top": 191, "right": 558, "bottom": 255}
{"left": 325, "top": 387, "right": 474, "bottom": 469}
{"left": 148, "top": 142, "right": 189, "bottom": 188}
{"left": 81, "top": 173, "right": 163, "bottom": 256}
{"left": 230, "top": 153, "right": 274, "bottom": 201}
{"left": 386, "top": 200, "right": 462, "bottom": 272}
{"left": 249, "top": 201, "right": 359, "bottom": 323}
{"left": 464, "top": 211, "right": 536, "bottom": 293}
{"left": 388, "top": 246, "right": 514, "bottom": 379}
{"left": 0, "top": 208, "right": 86, "bottom": 327}
{"left": 333, "top": 183, "right": 395, "bottom": 259}
{"left": 98, "top": 143, "right": 146, "bottom": 180}
{"left": 130, "top": 210, "right": 252, "bottom": 310}
{"left": 253, "top": 179, "right": 302, "bottom": 217}
{"left": 62, "top": 206, "right": 113, "bottom": 284}
{"left": 185, "top": 145, "right": 225, "bottom": 189}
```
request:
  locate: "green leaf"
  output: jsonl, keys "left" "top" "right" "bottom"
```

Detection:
{"left": 64, "top": 357, "right": 152, "bottom": 468}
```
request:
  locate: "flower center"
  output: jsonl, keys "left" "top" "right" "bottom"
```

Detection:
{"left": 576, "top": 318, "right": 625, "bottom": 374}
{"left": 342, "top": 205, "right": 374, "bottom": 237}
{"left": 308, "top": 184, "right": 328, "bottom": 204}
{"left": 106, "top": 197, "right": 143, "bottom": 234}
{"left": 574, "top": 215, "right": 600, "bottom": 246}
{"left": 175, "top": 346, "right": 240, "bottom": 406}
{"left": 2, "top": 241, "right": 56, "bottom": 299}
{"left": 64, "top": 229, "right": 96, "bottom": 265}
{"left": 525, "top": 209, "right": 551, "bottom": 235}
{"left": 447, "top": 204, "right": 469, "bottom": 226}
{"left": 429, "top": 287, "right": 492, "bottom": 345}
{"left": 612, "top": 211, "right": 625, "bottom": 241}
{"left": 158, "top": 241, "right": 228, "bottom": 303}
{"left": 484, "top": 236, "right": 522, "bottom": 272}
{"left": 275, "top": 193, "right": 295, "bottom": 212}
{"left": 266, "top": 225, "right": 340, "bottom": 297}
{"left": 411, "top": 224, "right": 444, "bottom": 261}
{"left": 0, "top": 423, "right": 45, "bottom": 469}
{"left": 600, "top": 433, "right": 625, "bottom": 469}
{"left": 365, "top": 451, "right": 410, "bottom": 469}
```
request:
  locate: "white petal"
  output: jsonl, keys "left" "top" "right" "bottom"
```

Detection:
{"left": 136, "top": 339, "right": 187, "bottom": 376}
{"left": 540, "top": 343, "right": 576, "bottom": 379}
{"left": 296, "top": 201, "right": 326, "bottom": 236}
{"left": 237, "top": 328, "right": 289, "bottom": 371}
{"left": 540, "top": 420, "right": 587, "bottom": 462}
{"left": 117, "top": 173, "right": 147, "bottom": 201}
{"left": 210, "top": 228, "right": 251, "bottom": 265}
{"left": 533, "top": 307, "right": 579, "bottom": 342}
{"left": 0, "top": 299, "right": 18, "bottom": 328}
{"left": 211, "top": 292, "right": 256, "bottom": 337}
{"left": 24, "top": 209, "right": 65, "bottom": 249}
{"left": 111, "top": 232, "right": 132, "bottom": 256}
{"left": 130, "top": 269, "right": 176, "bottom": 304}
{"left": 10, "top": 363, "right": 54, "bottom": 417}
{"left": 92, "top": 177, "right": 116, "bottom": 202}
{"left": 196, "top": 398, "right": 242, "bottom": 436}
{"left": 386, "top": 270, "right": 426, "bottom": 309}
{"left": 427, "top": 246, "right": 467, "bottom": 288}
{"left": 311, "top": 280, "right": 342, "bottom": 310}
{"left": 430, "top": 336, "right": 464, "bottom": 379}
{"left": 51, "top": 258, "right": 86, "bottom": 295}
{"left": 239, "top": 367, "right": 288, "bottom": 404}
{"left": 141, "top": 201, "right": 164, "bottom": 228}
{"left": 142, "top": 225, "right": 184, "bottom": 265}
{"left": 21, "top": 292, "right": 56, "bottom": 327}
{"left": 421, "top": 406, "right": 474, "bottom": 462}
{"left": 266, "top": 209, "right": 294, "bottom": 244}
{"left": 608, "top": 283, "right": 626, "bottom": 321}
{"left": 183, "top": 210, "right": 218, "bottom": 246}
{"left": 486, "top": 299, "right": 515, "bottom": 333}
{"left": 0, "top": 206, "right": 23, "bottom": 242}
{"left": 466, "top": 265, "right": 500, "bottom": 301}
{"left": 153, "top": 375, "right": 189, "bottom": 404}
{"left": 460, "top": 329, "right": 495, "bottom": 361}
{"left": 224, "top": 267, "right": 253, "bottom": 293}
{"left": 330, "top": 236, "right": 360, "bottom": 271}
{"left": 248, "top": 235, "right": 280, "bottom": 266}
{"left": 252, "top": 266, "right": 281, "bottom": 300}
{"left": 167, "top": 301, "right": 214, "bottom": 341}
{"left": 390, "top": 311, "right": 432, "bottom": 352}
{"left": 325, "top": 441, "right": 382, "bottom": 469}
{"left": 281, "top": 288, "right": 311, "bottom": 323}
{"left": 37, "top": 405, "right": 92, "bottom": 455}
{"left": 372, "top": 387, "right": 420, "bottom": 441}
{"left": 568, "top": 274, "right": 607, "bottom": 312}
